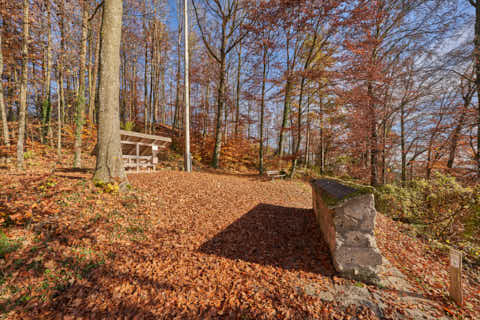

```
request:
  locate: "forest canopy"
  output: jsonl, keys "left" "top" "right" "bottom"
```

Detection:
{"left": 0, "top": 0, "right": 478, "bottom": 183}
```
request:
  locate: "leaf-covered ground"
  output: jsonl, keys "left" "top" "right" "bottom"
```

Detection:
{"left": 0, "top": 167, "right": 479, "bottom": 319}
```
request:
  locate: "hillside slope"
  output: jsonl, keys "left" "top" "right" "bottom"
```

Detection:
{"left": 0, "top": 166, "right": 478, "bottom": 319}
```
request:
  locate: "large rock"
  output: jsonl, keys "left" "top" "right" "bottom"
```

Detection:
{"left": 311, "top": 179, "right": 384, "bottom": 284}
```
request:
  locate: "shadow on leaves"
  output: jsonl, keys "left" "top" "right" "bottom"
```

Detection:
{"left": 198, "top": 203, "right": 335, "bottom": 276}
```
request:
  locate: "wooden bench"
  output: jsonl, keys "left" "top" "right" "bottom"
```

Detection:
{"left": 266, "top": 170, "right": 286, "bottom": 180}
{"left": 120, "top": 130, "right": 171, "bottom": 172}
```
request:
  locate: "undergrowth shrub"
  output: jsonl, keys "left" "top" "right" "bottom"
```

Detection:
{"left": 376, "top": 172, "right": 480, "bottom": 246}
{"left": 23, "top": 150, "right": 35, "bottom": 160}
{"left": 121, "top": 121, "right": 135, "bottom": 131}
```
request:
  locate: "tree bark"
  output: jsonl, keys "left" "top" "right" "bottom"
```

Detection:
{"left": 16, "top": 0, "right": 29, "bottom": 169}
{"left": 143, "top": 0, "right": 149, "bottom": 133}
{"left": 319, "top": 92, "right": 325, "bottom": 174}
{"left": 174, "top": 13, "right": 182, "bottom": 130}
{"left": 235, "top": 43, "right": 242, "bottom": 137}
{"left": 368, "top": 81, "right": 378, "bottom": 187}
{"left": 211, "top": 24, "right": 227, "bottom": 169}
{"left": 57, "top": 67, "right": 63, "bottom": 159}
{"left": 447, "top": 86, "right": 472, "bottom": 168}
{"left": 74, "top": 0, "right": 89, "bottom": 168}
{"left": 93, "top": 0, "right": 127, "bottom": 185}
{"left": 278, "top": 41, "right": 292, "bottom": 157}
{"left": 472, "top": 0, "right": 480, "bottom": 177}
{"left": 304, "top": 94, "right": 311, "bottom": 169}
{"left": 41, "top": 0, "right": 52, "bottom": 144}
{"left": 381, "top": 118, "right": 387, "bottom": 185}
{"left": 259, "top": 46, "right": 267, "bottom": 175}
{"left": 89, "top": 25, "right": 100, "bottom": 125}
{"left": 400, "top": 102, "right": 406, "bottom": 184}
{"left": 203, "top": 83, "right": 209, "bottom": 137}
{"left": 289, "top": 75, "right": 307, "bottom": 178}
{"left": 0, "top": 32, "right": 9, "bottom": 146}
{"left": 57, "top": 0, "right": 65, "bottom": 158}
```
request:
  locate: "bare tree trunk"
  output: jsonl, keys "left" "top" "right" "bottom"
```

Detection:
{"left": 319, "top": 96, "right": 325, "bottom": 174}
{"left": 235, "top": 43, "right": 242, "bottom": 137}
{"left": 447, "top": 96, "right": 470, "bottom": 168}
{"left": 131, "top": 62, "right": 136, "bottom": 122}
{"left": 426, "top": 143, "right": 433, "bottom": 180}
{"left": 368, "top": 82, "right": 378, "bottom": 187}
{"left": 203, "top": 84, "right": 209, "bottom": 137}
{"left": 223, "top": 74, "right": 228, "bottom": 146}
{"left": 93, "top": 0, "right": 127, "bottom": 185}
{"left": 160, "top": 57, "right": 166, "bottom": 124}
{"left": 174, "top": 11, "right": 182, "bottom": 130}
{"left": 258, "top": 46, "right": 267, "bottom": 175}
{"left": 304, "top": 94, "right": 311, "bottom": 169}
{"left": 88, "top": 25, "right": 100, "bottom": 125}
{"left": 57, "top": 0, "right": 65, "bottom": 158}
{"left": 278, "top": 76, "right": 291, "bottom": 157}
{"left": 16, "top": 0, "right": 29, "bottom": 169}
{"left": 57, "top": 68, "right": 63, "bottom": 159}
{"left": 381, "top": 119, "right": 387, "bottom": 185}
{"left": 40, "top": 0, "right": 52, "bottom": 144}
{"left": 400, "top": 102, "right": 406, "bottom": 184}
{"left": 143, "top": 0, "right": 149, "bottom": 133}
{"left": 247, "top": 102, "right": 251, "bottom": 139}
{"left": 277, "top": 35, "right": 297, "bottom": 157}
{"left": 59, "top": 0, "right": 67, "bottom": 128}
{"left": 289, "top": 75, "right": 307, "bottom": 178}
{"left": 148, "top": 40, "right": 154, "bottom": 133}
{"left": 73, "top": 1, "right": 88, "bottom": 168}
{"left": 88, "top": 28, "right": 93, "bottom": 122}
{"left": 212, "top": 37, "right": 226, "bottom": 169}
{"left": 0, "top": 32, "right": 9, "bottom": 146}
{"left": 471, "top": 0, "right": 480, "bottom": 177}
{"left": 151, "top": 23, "right": 157, "bottom": 126}
{"left": 120, "top": 45, "right": 127, "bottom": 124}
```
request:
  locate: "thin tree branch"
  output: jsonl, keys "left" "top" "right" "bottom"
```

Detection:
{"left": 191, "top": 0, "right": 221, "bottom": 64}
{"left": 89, "top": 0, "right": 104, "bottom": 22}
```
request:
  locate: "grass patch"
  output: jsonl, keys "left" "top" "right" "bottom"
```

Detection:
{"left": 0, "top": 233, "right": 21, "bottom": 258}
{"left": 126, "top": 224, "right": 144, "bottom": 235}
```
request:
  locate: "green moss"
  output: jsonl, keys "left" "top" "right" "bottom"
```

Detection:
{"left": 314, "top": 176, "right": 374, "bottom": 207}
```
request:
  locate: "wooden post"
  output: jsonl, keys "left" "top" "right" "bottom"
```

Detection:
{"left": 136, "top": 142, "right": 140, "bottom": 172}
{"left": 449, "top": 248, "right": 463, "bottom": 306}
{"left": 183, "top": 0, "right": 192, "bottom": 172}
{"left": 152, "top": 144, "right": 158, "bottom": 171}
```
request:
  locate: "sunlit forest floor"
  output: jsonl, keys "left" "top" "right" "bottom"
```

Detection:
{"left": 0, "top": 135, "right": 478, "bottom": 319}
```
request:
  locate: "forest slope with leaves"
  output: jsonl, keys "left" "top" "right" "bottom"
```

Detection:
{"left": 0, "top": 158, "right": 478, "bottom": 319}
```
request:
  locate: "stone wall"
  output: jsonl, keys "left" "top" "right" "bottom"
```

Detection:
{"left": 311, "top": 179, "right": 384, "bottom": 284}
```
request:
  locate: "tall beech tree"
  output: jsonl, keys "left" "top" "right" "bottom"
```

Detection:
{"left": 93, "top": 0, "right": 127, "bottom": 185}
{"left": 0, "top": 31, "right": 8, "bottom": 146}
{"left": 192, "top": 0, "right": 248, "bottom": 168}
{"left": 342, "top": 0, "right": 457, "bottom": 186}
{"left": 73, "top": 0, "right": 89, "bottom": 168}
{"left": 16, "top": 0, "right": 29, "bottom": 169}
{"left": 468, "top": 0, "right": 480, "bottom": 176}
{"left": 40, "top": 0, "right": 53, "bottom": 144}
